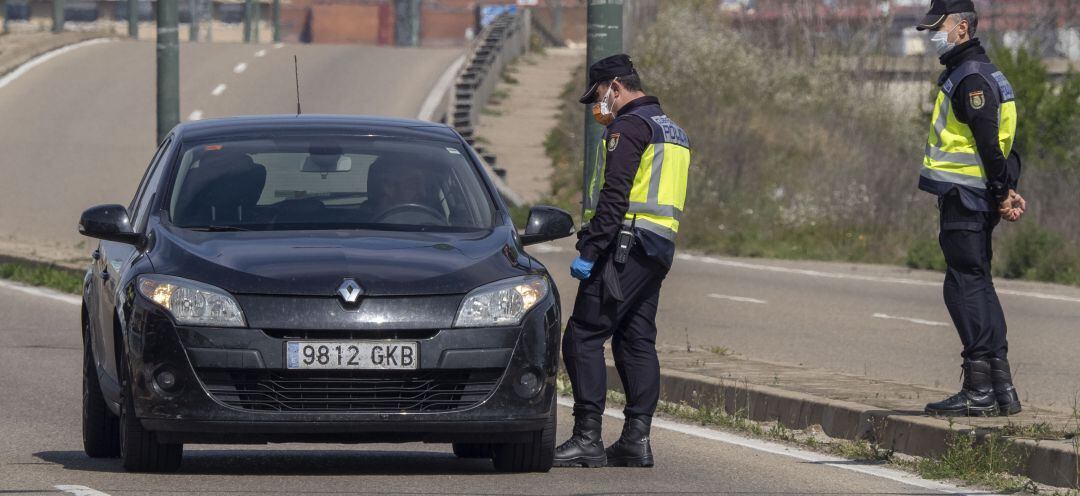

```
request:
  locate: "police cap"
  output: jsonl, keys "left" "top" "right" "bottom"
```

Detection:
{"left": 578, "top": 53, "right": 638, "bottom": 104}
{"left": 916, "top": 0, "right": 976, "bottom": 31}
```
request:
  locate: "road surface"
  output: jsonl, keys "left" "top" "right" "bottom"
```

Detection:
{"left": 0, "top": 39, "right": 462, "bottom": 261}
{"left": 531, "top": 239, "right": 1080, "bottom": 410}
{"left": 0, "top": 281, "right": 992, "bottom": 495}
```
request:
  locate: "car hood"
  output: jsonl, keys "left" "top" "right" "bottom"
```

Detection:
{"left": 148, "top": 224, "right": 528, "bottom": 297}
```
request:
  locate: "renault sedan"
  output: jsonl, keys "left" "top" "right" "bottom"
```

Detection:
{"left": 78, "top": 115, "right": 574, "bottom": 473}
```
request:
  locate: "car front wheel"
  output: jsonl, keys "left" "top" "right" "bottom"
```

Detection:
{"left": 82, "top": 327, "right": 120, "bottom": 458}
{"left": 119, "top": 355, "right": 183, "bottom": 472}
{"left": 491, "top": 401, "right": 555, "bottom": 473}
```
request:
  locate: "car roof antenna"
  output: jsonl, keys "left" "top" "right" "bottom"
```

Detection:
{"left": 294, "top": 55, "right": 302, "bottom": 115}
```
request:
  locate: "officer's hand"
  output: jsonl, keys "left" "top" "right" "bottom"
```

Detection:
{"left": 999, "top": 190, "right": 1026, "bottom": 222}
{"left": 571, "top": 257, "right": 595, "bottom": 280}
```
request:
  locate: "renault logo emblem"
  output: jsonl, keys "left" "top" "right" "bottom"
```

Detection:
{"left": 337, "top": 278, "right": 363, "bottom": 303}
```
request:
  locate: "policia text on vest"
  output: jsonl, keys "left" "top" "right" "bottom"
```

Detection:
{"left": 554, "top": 54, "right": 691, "bottom": 468}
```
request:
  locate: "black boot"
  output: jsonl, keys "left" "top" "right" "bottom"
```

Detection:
{"left": 553, "top": 414, "right": 606, "bottom": 468}
{"left": 605, "top": 415, "right": 653, "bottom": 467}
{"left": 925, "top": 360, "right": 998, "bottom": 417}
{"left": 988, "top": 358, "right": 1022, "bottom": 416}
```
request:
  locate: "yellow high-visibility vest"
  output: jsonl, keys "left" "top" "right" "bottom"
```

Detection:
{"left": 921, "top": 61, "right": 1017, "bottom": 198}
{"left": 583, "top": 104, "right": 691, "bottom": 241}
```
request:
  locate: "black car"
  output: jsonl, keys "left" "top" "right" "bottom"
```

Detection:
{"left": 78, "top": 115, "right": 575, "bottom": 473}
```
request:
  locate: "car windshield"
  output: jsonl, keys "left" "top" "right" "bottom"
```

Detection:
{"left": 168, "top": 134, "right": 495, "bottom": 232}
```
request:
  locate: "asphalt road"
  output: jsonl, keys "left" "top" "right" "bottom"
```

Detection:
{"left": 0, "top": 39, "right": 462, "bottom": 261}
{"left": 0, "top": 282, "right": 991, "bottom": 496}
{"left": 531, "top": 239, "right": 1080, "bottom": 410}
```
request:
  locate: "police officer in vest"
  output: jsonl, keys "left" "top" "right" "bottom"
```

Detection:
{"left": 554, "top": 54, "right": 690, "bottom": 467}
{"left": 916, "top": 0, "right": 1027, "bottom": 417}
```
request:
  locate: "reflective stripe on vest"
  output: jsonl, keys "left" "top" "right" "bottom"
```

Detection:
{"left": 922, "top": 61, "right": 1017, "bottom": 192}
{"left": 583, "top": 104, "right": 691, "bottom": 242}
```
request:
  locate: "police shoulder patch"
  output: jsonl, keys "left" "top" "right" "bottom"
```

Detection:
{"left": 969, "top": 90, "right": 985, "bottom": 110}
{"left": 607, "top": 133, "right": 621, "bottom": 152}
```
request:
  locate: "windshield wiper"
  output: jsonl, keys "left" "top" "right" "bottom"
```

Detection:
{"left": 188, "top": 225, "right": 252, "bottom": 232}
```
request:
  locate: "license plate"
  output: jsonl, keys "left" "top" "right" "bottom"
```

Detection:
{"left": 286, "top": 341, "right": 418, "bottom": 370}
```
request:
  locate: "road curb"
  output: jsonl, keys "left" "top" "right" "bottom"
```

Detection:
{"left": 603, "top": 360, "right": 1079, "bottom": 489}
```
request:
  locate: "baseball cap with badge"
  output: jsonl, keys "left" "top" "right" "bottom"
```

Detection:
{"left": 915, "top": 0, "right": 976, "bottom": 31}
{"left": 578, "top": 53, "right": 638, "bottom": 104}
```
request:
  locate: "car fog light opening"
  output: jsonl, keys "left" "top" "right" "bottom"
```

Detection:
{"left": 513, "top": 369, "right": 543, "bottom": 398}
{"left": 454, "top": 276, "right": 549, "bottom": 328}
{"left": 138, "top": 274, "right": 247, "bottom": 327}
{"left": 155, "top": 369, "right": 180, "bottom": 392}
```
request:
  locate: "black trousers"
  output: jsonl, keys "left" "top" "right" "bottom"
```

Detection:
{"left": 938, "top": 192, "right": 1008, "bottom": 361}
{"left": 562, "top": 247, "right": 667, "bottom": 419}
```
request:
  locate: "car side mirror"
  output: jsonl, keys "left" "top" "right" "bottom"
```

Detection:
{"left": 520, "top": 206, "right": 575, "bottom": 246}
{"left": 78, "top": 204, "right": 142, "bottom": 245}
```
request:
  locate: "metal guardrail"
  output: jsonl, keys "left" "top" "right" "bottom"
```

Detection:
{"left": 445, "top": 10, "right": 529, "bottom": 207}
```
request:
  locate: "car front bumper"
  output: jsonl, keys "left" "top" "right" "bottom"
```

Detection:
{"left": 124, "top": 293, "right": 561, "bottom": 444}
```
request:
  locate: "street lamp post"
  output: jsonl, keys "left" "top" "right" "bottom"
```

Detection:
{"left": 243, "top": 0, "right": 252, "bottom": 42}
{"left": 189, "top": 0, "right": 198, "bottom": 41}
{"left": 157, "top": 0, "right": 180, "bottom": 144}
{"left": 582, "top": 0, "right": 622, "bottom": 219}
{"left": 128, "top": 0, "right": 138, "bottom": 38}
{"left": 272, "top": 0, "right": 280, "bottom": 43}
{"left": 52, "top": 0, "right": 65, "bottom": 33}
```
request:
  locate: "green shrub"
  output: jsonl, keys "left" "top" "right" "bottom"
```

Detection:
{"left": 999, "top": 223, "right": 1080, "bottom": 285}
{"left": 906, "top": 238, "right": 947, "bottom": 272}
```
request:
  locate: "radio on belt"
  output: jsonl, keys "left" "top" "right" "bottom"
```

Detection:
{"left": 614, "top": 215, "right": 637, "bottom": 264}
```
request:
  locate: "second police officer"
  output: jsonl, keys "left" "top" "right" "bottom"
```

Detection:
{"left": 916, "top": 0, "right": 1027, "bottom": 417}
{"left": 555, "top": 54, "right": 691, "bottom": 467}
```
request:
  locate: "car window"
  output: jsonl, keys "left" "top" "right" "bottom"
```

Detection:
{"left": 167, "top": 135, "right": 494, "bottom": 232}
{"left": 132, "top": 138, "right": 173, "bottom": 233}
{"left": 129, "top": 137, "right": 171, "bottom": 217}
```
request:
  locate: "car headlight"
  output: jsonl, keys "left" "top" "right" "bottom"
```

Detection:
{"left": 137, "top": 275, "right": 246, "bottom": 327}
{"left": 455, "top": 275, "right": 549, "bottom": 328}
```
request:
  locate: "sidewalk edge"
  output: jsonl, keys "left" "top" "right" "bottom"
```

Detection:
{"left": 603, "top": 361, "right": 1079, "bottom": 488}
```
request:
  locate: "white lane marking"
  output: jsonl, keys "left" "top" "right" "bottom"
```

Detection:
{"left": 0, "top": 279, "right": 80, "bottom": 306}
{"left": 55, "top": 485, "right": 112, "bottom": 496}
{"left": 528, "top": 244, "right": 565, "bottom": 254}
{"left": 254, "top": 49, "right": 267, "bottom": 57}
{"left": 677, "top": 253, "right": 1080, "bottom": 304}
{"left": 187, "top": 109, "right": 204, "bottom": 121}
{"left": 416, "top": 54, "right": 467, "bottom": 121}
{"left": 273, "top": 42, "right": 285, "bottom": 49}
{"left": 708, "top": 293, "right": 767, "bottom": 304}
{"left": 233, "top": 62, "right": 248, "bottom": 74}
{"left": 556, "top": 398, "right": 999, "bottom": 495}
{"left": 0, "top": 38, "right": 112, "bottom": 91}
{"left": 211, "top": 83, "right": 227, "bottom": 96}
{"left": 873, "top": 313, "right": 950, "bottom": 327}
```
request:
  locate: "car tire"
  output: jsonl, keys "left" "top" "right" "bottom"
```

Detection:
{"left": 119, "top": 355, "right": 183, "bottom": 473}
{"left": 491, "top": 400, "right": 555, "bottom": 473}
{"left": 452, "top": 443, "right": 492, "bottom": 459}
{"left": 82, "top": 329, "right": 120, "bottom": 458}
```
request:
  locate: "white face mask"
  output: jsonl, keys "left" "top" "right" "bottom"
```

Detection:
{"left": 929, "top": 22, "right": 961, "bottom": 56}
{"left": 592, "top": 77, "right": 618, "bottom": 126}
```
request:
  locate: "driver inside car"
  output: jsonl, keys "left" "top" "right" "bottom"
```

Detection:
{"left": 364, "top": 155, "right": 446, "bottom": 225}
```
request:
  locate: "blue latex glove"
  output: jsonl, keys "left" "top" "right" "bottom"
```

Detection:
{"left": 570, "top": 257, "right": 595, "bottom": 280}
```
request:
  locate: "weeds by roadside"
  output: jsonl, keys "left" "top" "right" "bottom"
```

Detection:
{"left": 0, "top": 262, "right": 82, "bottom": 294}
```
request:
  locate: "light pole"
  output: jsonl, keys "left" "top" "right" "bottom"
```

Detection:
{"left": 158, "top": 0, "right": 180, "bottom": 143}
{"left": 582, "top": 0, "right": 622, "bottom": 219}
{"left": 52, "top": 0, "right": 65, "bottom": 33}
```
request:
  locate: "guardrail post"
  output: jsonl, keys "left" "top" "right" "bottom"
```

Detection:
{"left": 243, "top": 0, "right": 252, "bottom": 42}
{"left": 583, "top": 0, "right": 623, "bottom": 219}
{"left": 271, "top": 0, "right": 280, "bottom": 42}
{"left": 2, "top": 0, "right": 8, "bottom": 35}
{"left": 52, "top": 0, "right": 64, "bottom": 32}
{"left": 157, "top": 0, "right": 179, "bottom": 144}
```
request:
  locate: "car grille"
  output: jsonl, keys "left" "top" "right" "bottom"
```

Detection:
{"left": 197, "top": 369, "right": 503, "bottom": 413}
